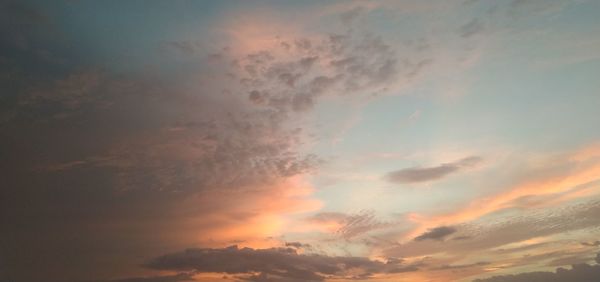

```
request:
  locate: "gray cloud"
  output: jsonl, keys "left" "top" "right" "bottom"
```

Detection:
{"left": 473, "top": 254, "right": 600, "bottom": 282}
{"left": 89, "top": 273, "right": 194, "bottom": 282}
{"left": 385, "top": 156, "right": 482, "bottom": 184}
{"left": 145, "top": 245, "right": 418, "bottom": 281}
{"left": 581, "top": 241, "right": 600, "bottom": 247}
{"left": 285, "top": 241, "right": 311, "bottom": 250}
{"left": 414, "top": 226, "right": 457, "bottom": 241}
{"left": 211, "top": 30, "right": 430, "bottom": 117}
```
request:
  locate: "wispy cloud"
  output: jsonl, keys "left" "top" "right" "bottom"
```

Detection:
{"left": 414, "top": 226, "right": 457, "bottom": 241}
{"left": 385, "top": 156, "right": 482, "bottom": 184}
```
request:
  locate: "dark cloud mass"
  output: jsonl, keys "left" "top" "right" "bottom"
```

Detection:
{"left": 414, "top": 226, "right": 457, "bottom": 241}
{"left": 146, "top": 245, "right": 417, "bottom": 281}
{"left": 385, "top": 156, "right": 482, "bottom": 184}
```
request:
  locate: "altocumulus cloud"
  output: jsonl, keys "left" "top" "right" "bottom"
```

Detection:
{"left": 145, "top": 245, "right": 418, "bottom": 281}
{"left": 385, "top": 156, "right": 482, "bottom": 184}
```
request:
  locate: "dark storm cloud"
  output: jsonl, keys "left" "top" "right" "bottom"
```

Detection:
{"left": 473, "top": 254, "right": 600, "bottom": 282}
{"left": 145, "top": 245, "right": 418, "bottom": 281}
{"left": 385, "top": 156, "right": 482, "bottom": 184}
{"left": 414, "top": 226, "right": 457, "bottom": 241}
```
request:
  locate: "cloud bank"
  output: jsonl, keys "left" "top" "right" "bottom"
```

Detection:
{"left": 145, "top": 245, "right": 418, "bottom": 281}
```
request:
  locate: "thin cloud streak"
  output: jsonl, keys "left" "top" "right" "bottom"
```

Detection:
{"left": 385, "top": 156, "right": 482, "bottom": 184}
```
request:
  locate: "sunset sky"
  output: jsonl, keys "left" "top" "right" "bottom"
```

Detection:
{"left": 2, "top": 1, "right": 600, "bottom": 281}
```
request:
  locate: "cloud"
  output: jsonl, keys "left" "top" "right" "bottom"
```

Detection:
{"left": 385, "top": 197, "right": 600, "bottom": 271}
{"left": 402, "top": 145, "right": 600, "bottom": 240}
{"left": 306, "top": 210, "right": 393, "bottom": 239}
{"left": 581, "top": 241, "right": 600, "bottom": 247}
{"left": 459, "top": 18, "right": 484, "bottom": 38}
{"left": 90, "top": 273, "right": 194, "bottom": 282}
{"left": 414, "top": 226, "right": 457, "bottom": 241}
{"left": 145, "top": 245, "right": 418, "bottom": 281}
{"left": 1, "top": 4, "right": 422, "bottom": 280}
{"left": 473, "top": 254, "right": 600, "bottom": 282}
{"left": 435, "top": 261, "right": 489, "bottom": 270}
{"left": 285, "top": 241, "right": 311, "bottom": 249}
{"left": 385, "top": 156, "right": 482, "bottom": 184}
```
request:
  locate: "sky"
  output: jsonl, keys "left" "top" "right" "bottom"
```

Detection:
{"left": 1, "top": 0, "right": 600, "bottom": 281}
